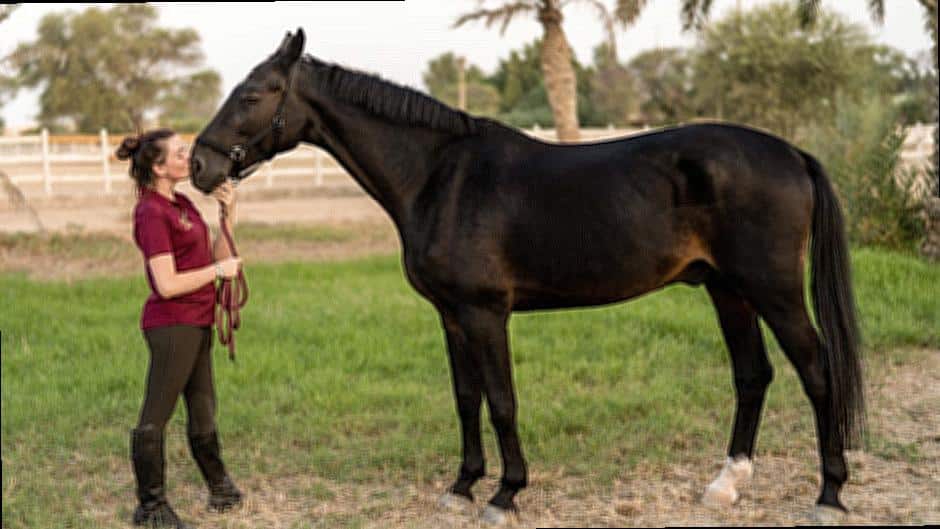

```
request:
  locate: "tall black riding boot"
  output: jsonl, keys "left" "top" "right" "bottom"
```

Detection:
{"left": 131, "top": 425, "right": 193, "bottom": 529}
{"left": 188, "top": 430, "right": 243, "bottom": 512}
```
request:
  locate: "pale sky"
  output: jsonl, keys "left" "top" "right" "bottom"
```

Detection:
{"left": 1, "top": 1, "right": 934, "bottom": 129}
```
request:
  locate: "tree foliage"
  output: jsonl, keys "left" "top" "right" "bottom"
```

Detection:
{"left": 422, "top": 52, "right": 501, "bottom": 116}
{"left": 483, "top": 39, "right": 601, "bottom": 128}
{"left": 625, "top": 47, "right": 697, "bottom": 125}
{"left": 0, "top": 5, "right": 17, "bottom": 24}
{"left": 423, "top": 3, "right": 933, "bottom": 135}
{"left": 587, "top": 42, "right": 636, "bottom": 125}
{"left": 4, "top": 5, "right": 220, "bottom": 133}
{"left": 691, "top": 3, "right": 871, "bottom": 139}
{"left": 0, "top": 5, "right": 20, "bottom": 133}
{"left": 158, "top": 69, "right": 222, "bottom": 133}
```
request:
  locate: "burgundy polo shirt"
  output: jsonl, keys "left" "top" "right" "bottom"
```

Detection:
{"left": 133, "top": 189, "right": 216, "bottom": 330}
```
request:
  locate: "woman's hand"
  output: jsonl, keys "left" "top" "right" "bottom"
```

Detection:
{"left": 217, "top": 257, "right": 242, "bottom": 279}
{"left": 211, "top": 181, "right": 237, "bottom": 221}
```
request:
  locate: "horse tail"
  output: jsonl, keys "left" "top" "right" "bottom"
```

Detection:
{"left": 802, "top": 150, "right": 866, "bottom": 449}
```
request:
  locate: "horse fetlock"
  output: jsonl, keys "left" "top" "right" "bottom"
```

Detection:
{"left": 459, "top": 462, "right": 486, "bottom": 481}
{"left": 816, "top": 483, "right": 848, "bottom": 513}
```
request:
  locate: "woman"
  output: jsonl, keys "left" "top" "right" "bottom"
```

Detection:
{"left": 117, "top": 129, "right": 243, "bottom": 528}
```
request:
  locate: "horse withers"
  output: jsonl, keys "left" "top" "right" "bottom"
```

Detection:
{"left": 191, "top": 29, "right": 864, "bottom": 524}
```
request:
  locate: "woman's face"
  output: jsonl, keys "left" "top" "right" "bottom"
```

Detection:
{"left": 153, "top": 134, "right": 191, "bottom": 183}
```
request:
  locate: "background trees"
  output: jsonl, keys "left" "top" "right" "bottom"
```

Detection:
{"left": 3, "top": 4, "right": 220, "bottom": 133}
{"left": 454, "top": 0, "right": 649, "bottom": 140}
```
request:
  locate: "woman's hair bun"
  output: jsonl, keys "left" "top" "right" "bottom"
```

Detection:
{"left": 115, "top": 136, "right": 141, "bottom": 161}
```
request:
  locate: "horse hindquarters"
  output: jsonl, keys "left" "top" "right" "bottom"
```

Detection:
{"left": 706, "top": 152, "right": 862, "bottom": 512}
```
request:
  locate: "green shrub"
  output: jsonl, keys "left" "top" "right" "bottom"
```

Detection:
{"left": 801, "top": 94, "right": 928, "bottom": 251}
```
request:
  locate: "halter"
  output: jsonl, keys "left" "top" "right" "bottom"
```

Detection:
{"left": 195, "top": 64, "right": 297, "bottom": 181}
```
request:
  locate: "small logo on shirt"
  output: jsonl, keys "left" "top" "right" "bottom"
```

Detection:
{"left": 178, "top": 208, "right": 192, "bottom": 231}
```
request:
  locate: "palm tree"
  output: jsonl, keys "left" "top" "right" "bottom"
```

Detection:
{"left": 454, "top": 0, "right": 648, "bottom": 141}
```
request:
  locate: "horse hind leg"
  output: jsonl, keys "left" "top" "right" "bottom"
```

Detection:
{"left": 702, "top": 278, "right": 773, "bottom": 508}
{"left": 746, "top": 284, "right": 851, "bottom": 516}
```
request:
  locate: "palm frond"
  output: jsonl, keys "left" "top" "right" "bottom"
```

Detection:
{"left": 0, "top": 5, "right": 18, "bottom": 25}
{"left": 613, "top": 0, "right": 649, "bottom": 26}
{"left": 867, "top": 0, "right": 884, "bottom": 25}
{"left": 453, "top": 2, "right": 538, "bottom": 35}
{"left": 680, "top": 0, "right": 713, "bottom": 31}
{"left": 796, "top": 0, "right": 820, "bottom": 28}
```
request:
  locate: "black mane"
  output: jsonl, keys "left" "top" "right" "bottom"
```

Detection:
{"left": 302, "top": 55, "right": 480, "bottom": 136}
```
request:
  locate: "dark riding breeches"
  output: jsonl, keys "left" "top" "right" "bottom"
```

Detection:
{"left": 138, "top": 325, "right": 217, "bottom": 436}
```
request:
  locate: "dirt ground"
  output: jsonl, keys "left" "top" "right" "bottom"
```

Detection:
{"left": 4, "top": 190, "right": 938, "bottom": 527}
{"left": 0, "top": 184, "right": 390, "bottom": 236}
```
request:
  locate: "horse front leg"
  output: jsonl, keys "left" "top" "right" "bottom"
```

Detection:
{"left": 438, "top": 311, "right": 486, "bottom": 512}
{"left": 456, "top": 305, "right": 527, "bottom": 524}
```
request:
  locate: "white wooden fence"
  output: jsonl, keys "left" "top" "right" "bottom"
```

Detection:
{"left": 0, "top": 129, "right": 348, "bottom": 195}
{"left": 0, "top": 124, "right": 934, "bottom": 196}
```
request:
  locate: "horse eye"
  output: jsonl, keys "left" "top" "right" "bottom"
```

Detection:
{"left": 241, "top": 94, "right": 261, "bottom": 106}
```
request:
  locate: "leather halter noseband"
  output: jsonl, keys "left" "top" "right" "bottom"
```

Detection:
{"left": 195, "top": 64, "right": 297, "bottom": 181}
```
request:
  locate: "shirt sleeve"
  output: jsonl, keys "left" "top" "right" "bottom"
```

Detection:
{"left": 134, "top": 203, "right": 173, "bottom": 259}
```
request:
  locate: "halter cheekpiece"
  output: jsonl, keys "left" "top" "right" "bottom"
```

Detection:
{"left": 195, "top": 65, "right": 296, "bottom": 181}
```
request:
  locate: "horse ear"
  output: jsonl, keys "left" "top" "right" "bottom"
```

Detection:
{"left": 275, "top": 28, "right": 305, "bottom": 70}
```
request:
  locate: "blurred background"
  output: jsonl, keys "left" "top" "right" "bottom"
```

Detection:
{"left": 0, "top": 1, "right": 936, "bottom": 256}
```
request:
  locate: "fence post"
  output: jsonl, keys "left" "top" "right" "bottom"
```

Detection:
{"left": 314, "top": 148, "right": 323, "bottom": 186}
{"left": 101, "top": 129, "right": 112, "bottom": 193}
{"left": 41, "top": 128, "right": 52, "bottom": 195}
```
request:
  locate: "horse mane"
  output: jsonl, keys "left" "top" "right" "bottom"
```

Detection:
{"left": 301, "top": 55, "right": 481, "bottom": 136}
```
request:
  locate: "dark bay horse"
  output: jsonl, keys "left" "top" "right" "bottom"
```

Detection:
{"left": 191, "top": 29, "right": 864, "bottom": 523}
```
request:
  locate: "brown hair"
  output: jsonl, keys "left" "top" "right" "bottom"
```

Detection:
{"left": 115, "top": 129, "right": 176, "bottom": 197}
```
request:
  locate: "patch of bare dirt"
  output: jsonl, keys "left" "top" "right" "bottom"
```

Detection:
{"left": 76, "top": 350, "right": 938, "bottom": 528}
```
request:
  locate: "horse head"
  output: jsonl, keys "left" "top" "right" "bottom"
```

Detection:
{"left": 191, "top": 28, "right": 307, "bottom": 192}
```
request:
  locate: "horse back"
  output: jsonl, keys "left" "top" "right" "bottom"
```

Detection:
{"left": 406, "top": 123, "right": 814, "bottom": 311}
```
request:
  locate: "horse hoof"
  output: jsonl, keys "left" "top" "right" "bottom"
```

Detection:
{"left": 481, "top": 505, "right": 516, "bottom": 526}
{"left": 702, "top": 483, "right": 738, "bottom": 509}
{"left": 438, "top": 492, "right": 473, "bottom": 514}
{"left": 813, "top": 505, "right": 847, "bottom": 524}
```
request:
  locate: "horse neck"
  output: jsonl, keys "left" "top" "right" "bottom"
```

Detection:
{"left": 296, "top": 71, "right": 457, "bottom": 227}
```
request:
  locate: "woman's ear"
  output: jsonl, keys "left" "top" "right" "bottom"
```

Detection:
{"left": 152, "top": 160, "right": 166, "bottom": 179}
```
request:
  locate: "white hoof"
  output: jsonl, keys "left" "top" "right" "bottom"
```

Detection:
{"left": 702, "top": 456, "right": 752, "bottom": 508}
{"left": 481, "top": 505, "right": 516, "bottom": 526}
{"left": 813, "top": 505, "right": 847, "bottom": 524}
{"left": 702, "top": 482, "right": 739, "bottom": 508}
{"left": 438, "top": 492, "right": 473, "bottom": 514}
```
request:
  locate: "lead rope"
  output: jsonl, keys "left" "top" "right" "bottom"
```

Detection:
{"left": 216, "top": 204, "right": 248, "bottom": 361}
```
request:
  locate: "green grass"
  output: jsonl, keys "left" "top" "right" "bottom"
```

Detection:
{"left": 2, "top": 246, "right": 938, "bottom": 528}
